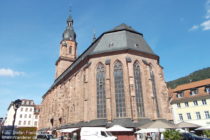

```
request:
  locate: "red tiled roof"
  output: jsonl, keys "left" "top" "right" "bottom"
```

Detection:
{"left": 172, "top": 78, "right": 210, "bottom": 92}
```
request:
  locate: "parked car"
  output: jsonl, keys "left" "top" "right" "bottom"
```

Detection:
{"left": 37, "top": 134, "right": 58, "bottom": 140}
{"left": 182, "top": 133, "right": 210, "bottom": 140}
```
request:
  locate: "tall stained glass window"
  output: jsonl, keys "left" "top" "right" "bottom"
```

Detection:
{"left": 114, "top": 61, "right": 126, "bottom": 117}
{"left": 133, "top": 61, "right": 145, "bottom": 117}
{"left": 96, "top": 63, "right": 106, "bottom": 118}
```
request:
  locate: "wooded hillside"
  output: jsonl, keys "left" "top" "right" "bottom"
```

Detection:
{"left": 167, "top": 67, "right": 210, "bottom": 89}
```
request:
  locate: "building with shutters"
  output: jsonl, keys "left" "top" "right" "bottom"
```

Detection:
{"left": 38, "top": 15, "right": 172, "bottom": 130}
{"left": 171, "top": 78, "right": 210, "bottom": 126}
{"left": 4, "top": 99, "right": 40, "bottom": 128}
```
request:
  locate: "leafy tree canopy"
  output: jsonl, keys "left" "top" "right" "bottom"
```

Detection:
{"left": 163, "top": 129, "right": 182, "bottom": 140}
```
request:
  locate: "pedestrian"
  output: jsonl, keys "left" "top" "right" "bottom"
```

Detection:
{"left": 160, "top": 133, "right": 164, "bottom": 140}
{"left": 61, "top": 135, "right": 64, "bottom": 140}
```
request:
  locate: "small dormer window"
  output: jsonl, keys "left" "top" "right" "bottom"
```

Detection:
{"left": 176, "top": 91, "right": 184, "bottom": 98}
{"left": 135, "top": 43, "right": 140, "bottom": 48}
{"left": 190, "top": 88, "right": 198, "bottom": 96}
{"left": 205, "top": 85, "right": 210, "bottom": 94}
{"left": 108, "top": 42, "right": 114, "bottom": 48}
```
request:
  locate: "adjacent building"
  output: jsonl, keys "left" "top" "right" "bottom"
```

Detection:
{"left": 4, "top": 99, "right": 40, "bottom": 128}
{"left": 39, "top": 15, "right": 172, "bottom": 130}
{"left": 171, "top": 79, "right": 210, "bottom": 126}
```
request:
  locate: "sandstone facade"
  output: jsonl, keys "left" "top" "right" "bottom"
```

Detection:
{"left": 38, "top": 16, "right": 172, "bottom": 130}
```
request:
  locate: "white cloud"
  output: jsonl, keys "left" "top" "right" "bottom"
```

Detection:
{"left": 201, "top": 20, "right": 210, "bottom": 30}
{"left": 205, "top": 0, "right": 210, "bottom": 19}
{"left": 189, "top": 0, "right": 210, "bottom": 31}
{"left": 206, "top": 9, "right": 210, "bottom": 19}
{"left": 0, "top": 68, "right": 24, "bottom": 77}
{"left": 189, "top": 25, "right": 199, "bottom": 31}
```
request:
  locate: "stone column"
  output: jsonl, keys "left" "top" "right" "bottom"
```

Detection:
{"left": 83, "top": 67, "right": 88, "bottom": 122}
{"left": 105, "top": 59, "right": 112, "bottom": 121}
{"left": 126, "top": 57, "right": 137, "bottom": 120}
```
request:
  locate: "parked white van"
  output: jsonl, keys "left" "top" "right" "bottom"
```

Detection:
{"left": 80, "top": 127, "right": 117, "bottom": 140}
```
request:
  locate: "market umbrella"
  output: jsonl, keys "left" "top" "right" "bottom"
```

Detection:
{"left": 139, "top": 119, "right": 176, "bottom": 129}
{"left": 195, "top": 124, "right": 210, "bottom": 130}
{"left": 176, "top": 122, "right": 200, "bottom": 128}
{"left": 138, "top": 119, "right": 176, "bottom": 140}
{"left": 106, "top": 125, "right": 133, "bottom": 132}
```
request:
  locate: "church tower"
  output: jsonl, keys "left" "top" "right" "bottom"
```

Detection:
{"left": 55, "top": 15, "right": 77, "bottom": 78}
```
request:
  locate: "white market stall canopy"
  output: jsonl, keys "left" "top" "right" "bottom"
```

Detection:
{"left": 139, "top": 119, "right": 176, "bottom": 129}
{"left": 60, "top": 128, "right": 79, "bottom": 133}
{"left": 176, "top": 122, "right": 200, "bottom": 128}
{"left": 135, "top": 128, "right": 165, "bottom": 134}
{"left": 195, "top": 124, "right": 210, "bottom": 130}
{"left": 106, "top": 125, "right": 133, "bottom": 132}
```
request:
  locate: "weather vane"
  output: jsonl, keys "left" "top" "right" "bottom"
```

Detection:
{"left": 69, "top": 6, "right": 72, "bottom": 15}
{"left": 68, "top": 0, "right": 72, "bottom": 16}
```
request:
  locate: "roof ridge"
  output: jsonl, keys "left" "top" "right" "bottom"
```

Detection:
{"left": 173, "top": 78, "right": 210, "bottom": 91}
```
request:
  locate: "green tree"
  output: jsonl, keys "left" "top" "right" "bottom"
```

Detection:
{"left": 204, "top": 130, "right": 210, "bottom": 138}
{"left": 163, "top": 129, "right": 182, "bottom": 140}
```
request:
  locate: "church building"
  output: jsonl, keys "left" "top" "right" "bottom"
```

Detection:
{"left": 38, "top": 15, "right": 171, "bottom": 130}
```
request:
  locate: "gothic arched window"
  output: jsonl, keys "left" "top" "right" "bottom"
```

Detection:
{"left": 133, "top": 61, "right": 145, "bottom": 117}
{"left": 96, "top": 63, "right": 106, "bottom": 118}
{"left": 114, "top": 61, "right": 126, "bottom": 117}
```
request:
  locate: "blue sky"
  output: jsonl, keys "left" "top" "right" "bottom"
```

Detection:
{"left": 0, "top": 0, "right": 210, "bottom": 117}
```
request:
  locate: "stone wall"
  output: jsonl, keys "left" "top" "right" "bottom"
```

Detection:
{"left": 39, "top": 53, "right": 171, "bottom": 129}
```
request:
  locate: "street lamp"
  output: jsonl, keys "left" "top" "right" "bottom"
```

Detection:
{"left": 11, "top": 99, "right": 22, "bottom": 139}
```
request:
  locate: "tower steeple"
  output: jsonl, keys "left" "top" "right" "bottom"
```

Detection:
{"left": 63, "top": 15, "right": 76, "bottom": 41}
{"left": 55, "top": 14, "right": 77, "bottom": 79}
